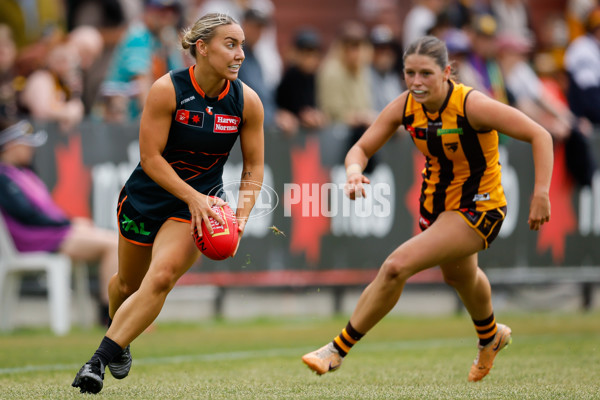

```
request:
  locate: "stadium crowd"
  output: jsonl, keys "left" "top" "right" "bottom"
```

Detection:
{"left": 0, "top": 0, "right": 597, "bottom": 168}
{"left": 0, "top": 0, "right": 598, "bottom": 183}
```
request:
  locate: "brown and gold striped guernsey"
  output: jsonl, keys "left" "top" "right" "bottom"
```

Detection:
{"left": 402, "top": 80, "right": 507, "bottom": 217}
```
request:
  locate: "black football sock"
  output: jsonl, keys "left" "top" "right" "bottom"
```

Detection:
{"left": 90, "top": 336, "right": 123, "bottom": 366}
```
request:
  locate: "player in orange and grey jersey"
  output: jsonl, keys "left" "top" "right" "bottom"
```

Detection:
{"left": 302, "top": 35, "right": 552, "bottom": 382}
{"left": 73, "top": 12, "right": 264, "bottom": 394}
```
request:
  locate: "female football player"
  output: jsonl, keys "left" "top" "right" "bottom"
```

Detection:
{"left": 73, "top": 13, "right": 264, "bottom": 394}
{"left": 302, "top": 35, "right": 552, "bottom": 382}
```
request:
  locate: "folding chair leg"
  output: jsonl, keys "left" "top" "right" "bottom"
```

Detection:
{"left": 73, "top": 261, "right": 93, "bottom": 328}
{"left": 0, "top": 273, "right": 19, "bottom": 331}
{"left": 47, "top": 259, "right": 71, "bottom": 336}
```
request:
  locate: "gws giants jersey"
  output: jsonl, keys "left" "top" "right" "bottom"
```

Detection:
{"left": 124, "top": 66, "right": 244, "bottom": 217}
{"left": 402, "top": 81, "right": 506, "bottom": 216}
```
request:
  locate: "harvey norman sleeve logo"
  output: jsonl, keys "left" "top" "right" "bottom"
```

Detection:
{"left": 214, "top": 114, "right": 241, "bottom": 134}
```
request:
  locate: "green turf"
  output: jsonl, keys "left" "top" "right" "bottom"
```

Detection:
{"left": 0, "top": 312, "right": 599, "bottom": 399}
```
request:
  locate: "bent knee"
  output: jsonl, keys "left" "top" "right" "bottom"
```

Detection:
{"left": 115, "top": 276, "right": 140, "bottom": 298}
{"left": 380, "top": 256, "right": 415, "bottom": 283}
{"left": 147, "top": 268, "right": 179, "bottom": 294}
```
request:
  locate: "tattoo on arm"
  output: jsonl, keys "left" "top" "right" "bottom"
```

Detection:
{"left": 242, "top": 171, "right": 252, "bottom": 178}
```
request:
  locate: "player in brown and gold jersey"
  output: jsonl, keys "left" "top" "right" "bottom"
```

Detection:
{"left": 303, "top": 35, "right": 553, "bottom": 382}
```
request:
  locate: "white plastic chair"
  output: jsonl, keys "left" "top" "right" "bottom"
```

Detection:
{"left": 0, "top": 212, "right": 92, "bottom": 335}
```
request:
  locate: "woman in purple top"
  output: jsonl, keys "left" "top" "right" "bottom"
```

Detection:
{"left": 0, "top": 119, "right": 118, "bottom": 323}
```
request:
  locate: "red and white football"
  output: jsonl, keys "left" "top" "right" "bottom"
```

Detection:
{"left": 193, "top": 203, "right": 239, "bottom": 260}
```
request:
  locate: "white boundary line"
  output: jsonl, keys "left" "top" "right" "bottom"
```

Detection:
{"left": 0, "top": 337, "right": 468, "bottom": 375}
{"left": 0, "top": 332, "right": 589, "bottom": 376}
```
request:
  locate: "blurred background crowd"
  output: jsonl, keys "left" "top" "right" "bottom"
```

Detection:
{"left": 0, "top": 0, "right": 598, "bottom": 180}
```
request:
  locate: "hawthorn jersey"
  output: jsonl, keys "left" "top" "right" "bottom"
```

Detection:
{"left": 402, "top": 81, "right": 506, "bottom": 218}
{"left": 123, "top": 66, "right": 244, "bottom": 218}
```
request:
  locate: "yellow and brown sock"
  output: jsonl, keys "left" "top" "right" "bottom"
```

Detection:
{"left": 332, "top": 322, "right": 364, "bottom": 357}
{"left": 473, "top": 314, "right": 497, "bottom": 347}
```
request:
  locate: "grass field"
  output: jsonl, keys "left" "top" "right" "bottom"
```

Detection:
{"left": 0, "top": 312, "right": 599, "bottom": 399}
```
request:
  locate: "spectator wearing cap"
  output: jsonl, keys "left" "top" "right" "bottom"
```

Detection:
{"left": 275, "top": 28, "right": 327, "bottom": 137}
{"left": 0, "top": 118, "right": 118, "bottom": 325}
{"left": 317, "top": 20, "right": 378, "bottom": 172}
{"left": 465, "top": 14, "right": 512, "bottom": 105}
{"left": 368, "top": 24, "right": 404, "bottom": 113}
{"left": 564, "top": 6, "right": 600, "bottom": 124}
{"left": 443, "top": 27, "right": 476, "bottom": 88}
{"left": 100, "top": 0, "right": 184, "bottom": 122}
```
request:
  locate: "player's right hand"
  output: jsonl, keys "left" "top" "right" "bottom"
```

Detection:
{"left": 189, "top": 194, "right": 226, "bottom": 236}
{"left": 344, "top": 173, "right": 370, "bottom": 200}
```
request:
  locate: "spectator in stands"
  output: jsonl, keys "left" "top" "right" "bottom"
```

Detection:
{"left": 239, "top": 7, "right": 276, "bottom": 127}
{"left": 0, "top": 0, "right": 66, "bottom": 77}
{"left": 275, "top": 28, "right": 327, "bottom": 137}
{"left": 66, "top": 0, "right": 126, "bottom": 32}
{"left": 19, "top": 41, "right": 85, "bottom": 133}
{"left": 368, "top": 24, "right": 404, "bottom": 113}
{"left": 566, "top": 0, "right": 597, "bottom": 41}
{"left": 0, "top": 118, "right": 118, "bottom": 326}
{"left": 442, "top": 0, "right": 474, "bottom": 29}
{"left": 0, "top": 0, "right": 65, "bottom": 49}
{"left": 65, "top": 0, "right": 129, "bottom": 119}
{"left": 302, "top": 35, "right": 553, "bottom": 383}
{"left": 489, "top": 0, "right": 534, "bottom": 43}
{"left": 497, "top": 32, "right": 596, "bottom": 186}
{"left": 100, "top": 0, "right": 184, "bottom": 123}
{"left": 464, "top": 14, "right": 511, "bottom": 105}
{"left": 402, "top": 0, "right": 446, "bottom": 50}
{"left": 317, "top": 20, "right": 377, "bottom": 172}
{"left": 564, "top": 6, "right": 600, "bottom": 125}
{"left": 497, "top": 33, "right": 572, "bottom": 141}
{"left": 444, "top": 27, "right": 474, "bottom": 85}
{"left": 0, "top": 24, "right": 21, "bottom": 120}
{"left": 67, "top": 26, "right": 105, "bottom": 115}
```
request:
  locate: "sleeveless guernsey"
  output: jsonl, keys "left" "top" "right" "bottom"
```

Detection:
{"left": 402, "top": 81, "right": 507, "bottom": 218}
{"left": 124, "top": 66, "right": 244, "bottom": 218}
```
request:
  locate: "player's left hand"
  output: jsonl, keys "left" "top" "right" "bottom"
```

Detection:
{"left": 528, "top": 192, "right": 551, "bottom": 230}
